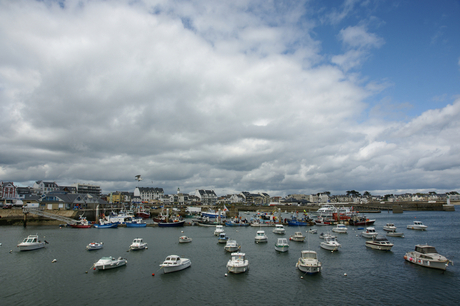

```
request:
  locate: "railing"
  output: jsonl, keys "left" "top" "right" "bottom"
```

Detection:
{"left": 23, "top": 208, "right": 77, "bottom": 225}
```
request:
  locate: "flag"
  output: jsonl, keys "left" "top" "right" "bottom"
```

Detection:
{"left": 223, "top": 205, "right": 228, "bottom": 212}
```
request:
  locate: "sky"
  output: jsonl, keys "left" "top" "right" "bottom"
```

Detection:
{"left": 1, "top": 0, "right": 460, "bottom": 197}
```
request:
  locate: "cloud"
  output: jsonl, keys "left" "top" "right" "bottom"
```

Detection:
{"left": 0, "top": 0, "right": 458, "bottom": 197}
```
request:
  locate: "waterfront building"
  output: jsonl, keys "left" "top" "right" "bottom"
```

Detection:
{"left": 71, "top": 183, "right": 101, "bottom": 196}
{"left": 134, "top": 187, "right": 164, "bottom": 202}
{"left": 195, "top": 189, "right": 217, "bottom": 205}
{"left": 33, "top": 181, "right": 60, "bottom": 195}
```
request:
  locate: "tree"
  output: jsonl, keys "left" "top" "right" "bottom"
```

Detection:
{"left": 363, "top": 191, "right": 371, "bottom": 197}
{"left": 346, "top": 190, "right": 361, "bottom": 197}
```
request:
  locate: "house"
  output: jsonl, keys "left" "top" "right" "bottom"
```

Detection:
{"left": 134, "top": 187, "right": 164, "bottom": 203}
{"left": 33, "top": 181, "right": 59, "bottom": 195}
{"left": 71, "top": 183, "right": 101, "bottom": 196}
{"left": 1, "top": 182, "right": 17, "bottom": 199}
{"left": 195, "top": 189, "right": 217, "bottom": 205}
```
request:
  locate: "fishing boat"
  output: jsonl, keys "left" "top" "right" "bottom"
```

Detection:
{"left": 320, "top": 236, "right": 341, "bottom": 252}
{"left": 225, "top": 220, "right": 250, "bottom": 227}
{"left": 218, "top": 232, "right": 229, "bottom": 244}
{"left": 156, "top": 209, "right": 185, "bottom": 227}
{"left": 296, "top": 250, "right": 322, "bottom": 274}
{"left": 274, "top": 238, "right": 289, "bottom": 252}
{"left": 332, "top": 224, "right": 348, "bottom": 233}
{"left": 86, "top": 241, "right": 103, "bottom": 250}
{"left": 348, "top": 214, "right": 375, "bottom": 226}
{"left": 365, "top": 236, "right": 394, "bottom": 251}
{"left": 290, "top": 232, "right": 306, "bottom": 242}
{"left": 93, "top": 219, "right": 118, "bottom": 229}
{"left": 407, "top": 221, "right": 427, "bottom": 231}
{"left": 287, "top": 213, "right": 313, "bottom": 226}
{"left": 254, "top": 230, "right": 268, "bottom": 243}
{"left": 272, "top": 224, "right": 286, "bottom": 235}
{"left": 227, "top": 252, "right": 249, "bottom": 274}
{"left": 129, "top": 238, "right": 148, "bottom": 250}
{"left": 135, "top": 206, "right": 151, "bottom": 219}
{"left": 214, "top": 225, "right": 225, "bottom": 236}
{"left": 125, "top": 218, "right": 147, "bottom": 228}
{"left": 69, "top": 216, "right": 92, "bottom": 228}
{"left": 93, "top": 256, "right": 127, "bottom": 270}
{"left": 179, "top": 236, "right": 192, "bottom": 243}
{"left": 224, "top": 240, "right": 240, "bottom": 252}
{"left": 361, "top": 227, "right": 379, "bottom": 238}
{"left": 404, "top": 245, "right": 453, "bottom": 270}
{"left": 383, "top": 223, "right": 397, "bottom": 232}
{"left": 159, "top": 255, "right": 191, "bottom": 273}
{"left": 17, "top": 234, "right": 47, "bottom": 251}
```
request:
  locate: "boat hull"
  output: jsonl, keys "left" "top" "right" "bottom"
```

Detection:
{"left": 69, "top": 224, "right": 92, "bottom": 228}
{"left": 320, "top": 243, "right": 340, "bottom": 251}
{"left": 126, "top": 223, "right": 147, "bottom": 228}
{"left": 158, "top": 220, "right": 185, "bottom": 227}
{"left": 407, "top": 226, "right": 427, "bottom": 231}
{"left": 17, "top": 243, "right": 45, "bottom": 251}
{"left": 296, "top": 263, "right": 321, "bottom": 274}
{"left": 386, "top": 232, "right": 404, "bottom": 237}
{"left": 95, "top": 259, "right": 127, "bottom": 270}
{"left": 227, "top": 263, "right": 249, "bottom": 274}
{"left": 94, "top": 223, "right": 118, "bottom": 229}
{"left": 275, "top": 245, "right": 289, "bottom": 252}
{"left": 404, "top": 253, "right": 449, "bottom": 270}
{"left": 161, "top": 261, "right": 191, "bottom": 274}
{"left": 365, "top": 242, "right": 393, "bottom": 251}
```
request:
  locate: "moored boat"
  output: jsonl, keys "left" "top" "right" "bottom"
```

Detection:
{"left": 86, "top": 241, "right": 103, "bottom": 250}
{"left": 365, "top": 236, "right": 394, "bottom": 251}
{"left": 273, "top": 224, "right": 286, "bottom": 235}
{"left": 224, "top": 240, "right": 240, "bottom": 252}
{"left": 126, "top": 218, "right": 147, "bottom": 228}
{"left": 274, "top": 238, "right": 289, "bottom": 252}
{"left": 214, "top": 225, "right": 224, "bottom": 236}
{"left": 17, "top": 234, "right": 47, "bottom": 251}
{"left": 129, "top": 238, "right": 148, "bottom": 250}
{"left": 383, "top": 223, "right": 397, "bottom": 232}
{"left": 93, "top": 256, "right": 127, "bottom": 270}
{"left": 227, "top": 252, "right": 249, "bottom": 274}
{"left": 160, "top": 255, "right": 191, "bottom": 273}
{"left": 407, "top": 221, "right": 427, "bottom": 231}
{"left": 218, "top": 232, "right": 229, "bottom": 244}
{"left": 361, "top": 227, "right": 378, "bottom": 238}
{"left": 386, "top": 231, "right": 404, "bottom": 238}
{"left": 320, "top": 236, "right": 341, "bottom": 252}
{"left": 332, "top": 224, "right": 348, "bottom": 233}
{"left": 404, "top": 245, "right": 452, "bottom": 270}
{"left": 296, "top": 250, "right": 322, "bottom": 274}
{"left": 290, "top": 232, "right": 306, "bottom": 242}
{"left": 179, "top": 236, "right": 192, "bottom": 243}
{"left": 254, "top": 230, "right": 268, "bottom": 243}
{"left": 69, "top": 216, "right": 92, "bottom": 228}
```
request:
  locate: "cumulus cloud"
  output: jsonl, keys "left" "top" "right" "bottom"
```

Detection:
{"left": 0, "top": 0, "right": 458, "bottom": 196}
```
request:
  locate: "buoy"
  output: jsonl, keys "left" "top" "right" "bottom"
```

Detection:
{"left": 52, "top": 259, "right": 57, "bottom": 263}
{"left": 344, "top": 273, "right": 347, "bottom": 276}
{"left": 93, "top": 267, "right": 96, "bottom": 270}
{"left": 152, "top": 273, "right": 155, "bottom": 276}
{"left": 225, "top": 273, "right": 227, "bottom": 277}
{"left": 301, "top": 276, "right": 304, "bottom": 279}
{"left": 85, "top": 271, "right": 88, "bottom": 273}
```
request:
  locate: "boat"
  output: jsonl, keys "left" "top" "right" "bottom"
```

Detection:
{"left": 332, "top": 224, "right": 348, "bottom": 233}
{"left": 86, "top": 241, "right": 103, "bottom": 250}
{"left": 214, "top": 225, "right": 225, "bottom": 236}
{"left": 17, "top": 234, "right": 47, "bottom": 251}
{"left": 135, "top": 206, "right": 151, "bottom": 219}
{"left": 274, "top": 238, "right": 289, "bottom": 252}
{"left": 158, "top": 219, "right": 185, "bottom": 227}
{"left": 272, "top": 224, "right": 286, "bottom": 235}
{"left": 93, "top": 256, "right": 127, "bottom": 270}
{"left": 226, "top": 252, "right": 249, "bottom": 274}
{"left": 287, "top": 213, "right": 313, "bottom": 226}
{"left": 159, "top": 255, "right": 191, "bottom": 273}
{"left": 383, "top": 223, "right": 397, "bottom": 232}
{"left": 386, "top": 231, "right": 404, "bottom": 238}
{"left": 69, "top": 216, "right": 92, "bottom": 228}
{"left": 93, "top": 219, "right": 118, "bottom": 229}
{"left": 404, "top": 245, "right": 453, "bottom": 270}
{"left": 314, "top": 216, "right": 337, "bottom": 226}
{"left": 365, "top": 236, "right": 394, "bottom": 251}
{"left": 129, "top": 238, "right": 148, "bottom": 250}
{"left": 348, "top": 214, "right": 375, "bottom": 226}
{"left": 225, "top": 220, "right": 250, "bottom": 227}
{"left": 319, "top": 232, "right": 336, "bottom": 239}
{"left": 125, "top": 218, "right": 147, "bottom": 228}
{"left": 320, "top": 236, "right": 341, "bottom": 252}
{"left": 307, "top": 229, "right": 317, "bottom": 234}
{"left": 105, "top": 210, "right": 135, "bottom": 225}
{"left": 201, "top": 208, "right": 226, "bottom": 219}
{"left": 290, "top": 232, "right": 306, "bottom": 242}
{"left": 254, "top": 230, "right": 268, "bottom": 243}
{"left": 155, "top": 208, "right": 186, "bottom": 227}
{"left": 217, "top": 232, "right": 229, "bottom": 244}
{"left": 179, "top": 236, "right": 192, "bottom": 243}
{"left": 224, "top": 240, "right": 240, "bottom": 252}
{"left": 296, "top": 250, "right": 322, "bottom": 274}
{"left": 361, "top": 227, "right": 379, "bottom": 238}
{"left": 407, "top": 220, "right": 427, "bottom": 231}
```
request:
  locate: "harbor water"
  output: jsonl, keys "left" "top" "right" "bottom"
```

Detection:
{"left": 1, "top": 210, "right": 459, "bottom": 305}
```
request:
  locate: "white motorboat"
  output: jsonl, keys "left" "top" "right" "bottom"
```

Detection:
{"left": 320, "top": 236, "right": 341, "bottom": 252}
{"left": 407, "top": 221, "right": 427, "bottom": 231}
{"left": 160, "top": 255, "right": 191, "bottom": 273}
{"left": 254, "top": 230, "right": 268, "bottom": 243}
{"left": 365, "top": 236, "right": 394, "bottom": 251}
{"left": 296, "top": 250, "right": 322, "bottom": 274}
{"left": 274, "top": 238, "right": 289, "bottom": 252}
{"left": 404, "top": 245, "right": 452, "bottom": 270}
{"left": 383, "top": 223, "right": 397, "bottom": 232}
{"left": 94, "top": 256, "right": 127, "bottom": 270}
{"left": 319, "top": 232, "right": 336, "bottom": 239}
{"left": 17, "top": 234, "right": 47, "bottom": 251}
{"left": 179, "top": 236, "right": 192, "bottom": 243}
{"left": 129, "top": 238, "right": 148, "bottom": 250}
{"left": 218, "top": 232, "right": 229, "bottom": 244}
{"left": 227, "top": 252, "right": 249, "bottom": 274}
{"left": 290, "top": 232, "right": 306, "bottom": 242}
{"left": 332, "top": 224, "right": 348, "bottom": 233}
{"left": 386, "top": 231, "right": 404, "bottom": 238}
{"left": 86, "top": 241, "right": 103, "bottom": 250}
{"left": 224, "top": 240, "right": 240, "bottom": 252}
{"left": 361, "top": 227, "right": 378, "bottom": 238}
{"left": 214, "top": 225, "right": 224, "bottom": 236}
{"left": 273, "top": 224, "right": 286, "bottom": 235}
{"left": 307, "top": 229, "right": 317, "bottom": 234}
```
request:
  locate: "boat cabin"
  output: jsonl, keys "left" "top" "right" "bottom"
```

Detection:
{"left": 413, "top": 221, "right": 424, "bottom": 226}
{"left": 23, "top": 236, "right": 39, "bottom": 243}
{"left": 415, "top": 245, "right": 438, "bottom": 254}
{"left": 164, "top": 255, "right": 181, "bottom": 263}
{"left": 301, "top": 251, "right": 317, "bottom": 259}
{"left": 231, "top": 252, "right": 246, "bottom": 261}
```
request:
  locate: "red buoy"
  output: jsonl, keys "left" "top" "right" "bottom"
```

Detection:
{"left": 152, "top": 273, "right": 155, "bottom": 276}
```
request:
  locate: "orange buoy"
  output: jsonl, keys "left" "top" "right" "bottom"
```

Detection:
{"left": 152, "top": 273, "right": 155, "bottom": 276}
